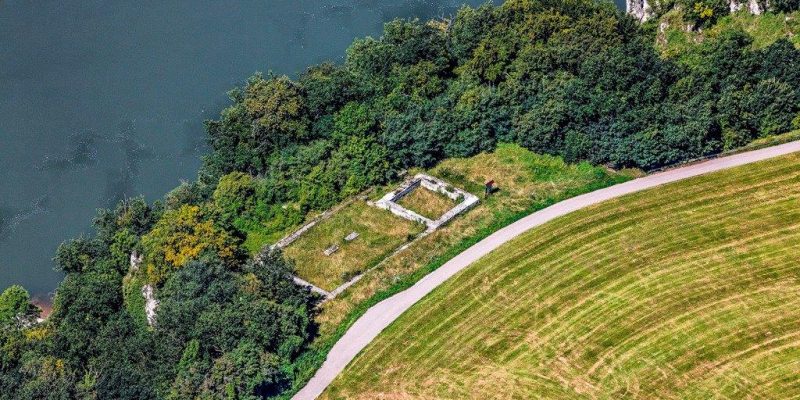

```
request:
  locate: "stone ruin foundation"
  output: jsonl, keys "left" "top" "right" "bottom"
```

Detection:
{"left": 369, "top": 173, "right": 479, "bottom": 233}
{"left": 272, "top": 173, "right": 478, "bottom": 301}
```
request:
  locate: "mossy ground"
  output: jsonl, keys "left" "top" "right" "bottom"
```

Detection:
{"left": 323, "top": 152, "right": 800, "bottom": 399}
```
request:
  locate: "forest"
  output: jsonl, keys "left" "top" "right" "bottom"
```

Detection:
{"left": 2, "top": 0, "right": 800, "bottom": 398}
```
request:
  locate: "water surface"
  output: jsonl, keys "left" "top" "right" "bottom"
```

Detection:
{"left": 1, "top": 0, "right": 624, "bottom": 299}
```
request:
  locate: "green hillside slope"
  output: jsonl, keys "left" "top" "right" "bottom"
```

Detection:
{"left": 657, "top": 9, "right": 800, "bottom": 63}
{"left": 324, "top": 152, "right": 800, "bottom": 399}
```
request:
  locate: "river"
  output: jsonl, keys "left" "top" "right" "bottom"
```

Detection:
{"left": 0, "top": 0, "right": 624, "bottom": 301}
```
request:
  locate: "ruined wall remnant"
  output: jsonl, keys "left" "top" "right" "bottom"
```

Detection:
{"left": 370, "top": 174, "right": 479, "bottom": 233}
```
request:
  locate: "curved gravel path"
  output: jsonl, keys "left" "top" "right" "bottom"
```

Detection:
{"left": 293, "top": 141, "right": 800, "bottom": 400}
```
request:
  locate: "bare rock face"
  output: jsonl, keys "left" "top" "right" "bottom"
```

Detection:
{"left": 627, "top": 0, "right": 654, "bottom": 22}
{"left": 629, "top": 0, "right": 773, "bottom": 23}
{"left": 748, "top": 0, "right": 765, "bottom": 14}
{"left": 142, "top": 284, "right": 158, "bottom": 326}
{"left": 657, "top": 20, "right": 670, "bottom": 45}
{"left": 130, "top": 251, "right": 143, "bottom": 272}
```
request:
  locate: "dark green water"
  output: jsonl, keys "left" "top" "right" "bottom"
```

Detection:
{"left": 0, "top": 0, "right": 625, "bottom": 299}
{"left": 0, "top": 1, "right": 496, "bottom": 299}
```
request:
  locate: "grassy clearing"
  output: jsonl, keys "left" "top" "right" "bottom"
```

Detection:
{"left": 315, "top": 144, "right": 633, "bottom": 334}
{"left": 396, "top": 186, "right": 457, "bottom": 220}
{"left": 282, "top": 144, "right": 635, "bottom": 397}
{"left": 283, "top": 201, "right": 424, "bottom": 291}
{"left": 657, "top": 10, "right": 800, "bottom": 64}
{"left": 324, "top": 152, "right": 800, "bottom": 399}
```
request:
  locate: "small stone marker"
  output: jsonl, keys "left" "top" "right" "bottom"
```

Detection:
{"left": 323, "top": 244, "right": 339, "bottom": 256}
{"left": 344, "top": 231, "right": 359, "bottom": 241}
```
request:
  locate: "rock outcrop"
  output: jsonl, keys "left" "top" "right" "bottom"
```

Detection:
{"left": 627, "top": 0, "right": 654, "bottom": 22}
{"left": 129, "top": 251, "right": 158, "bottom": 326}
{"left": 629, "top": 0, "right": 774, "bottom": 23}
{"left": 142, "top": 284, "right": 158, "bottom": 326}
{"left": 130, "top": 251, "right": 142, "bottom": 271}
{"left": 748, "top": 0, "right": 766, "bottom": 14}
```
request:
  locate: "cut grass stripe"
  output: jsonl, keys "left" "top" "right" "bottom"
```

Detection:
{"left": 324, "top": 153, "right": 800, "bottom": 400}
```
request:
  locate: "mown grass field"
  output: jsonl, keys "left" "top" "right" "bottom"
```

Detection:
{"left": 397, "top": 186, "right": 457, "bottom": 220}
{"left": 323, "top": 153, "right": 800, "bottom": 399}
{"left": 284, "top": 201, "right": 424, "bottom": 291}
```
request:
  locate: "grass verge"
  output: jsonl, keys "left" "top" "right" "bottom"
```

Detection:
{"left": 736, "top": 129, "right": 800, "bottom": 153}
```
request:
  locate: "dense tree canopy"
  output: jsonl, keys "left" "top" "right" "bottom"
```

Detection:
{"left": 199, "top": 0, "right": 800, "bottom": 225}
{"left": 141, "top": 204, "right": 241, "bottom": 284}
{"left": 1, "top": 195, "right": 315, "bottom": 399}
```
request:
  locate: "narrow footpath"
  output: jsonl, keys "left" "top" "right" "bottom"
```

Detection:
{"left": 293, "top": 141, "right": 800, "bottom": 400}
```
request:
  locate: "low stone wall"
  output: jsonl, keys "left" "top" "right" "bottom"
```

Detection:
{"left": 293, "top": 276, "right": 332, "bottom": 298}
{"left": 376, "top": 200, "right": 433, "bottom": 226}
{"left": 371, "top": 173, "right": 479, "bottom": 233}
{"left": 272, "top": 213, "right": 327, "bottom": 250}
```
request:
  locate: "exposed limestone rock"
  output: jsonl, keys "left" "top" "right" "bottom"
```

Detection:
{"left": 142, "top": 284, "right": 158, "bottom": 326}
{"left": 657, "top": 20, "right": 670, "bottom": 45}
{"left": 748, "top": 0, "right": 765, "bottom": 14}
{"left": 629, "top": 0, "right": 774, "bottom": 23}
{"left": 130, "top": 251, "right": 142, "bottom": 272}
{"left": 627, "top": 0, "right": 654, "bottom": 22}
